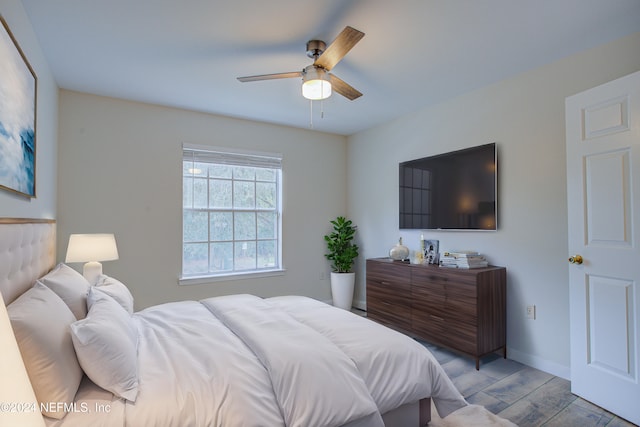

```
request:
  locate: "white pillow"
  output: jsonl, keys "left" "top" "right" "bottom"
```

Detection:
{"left": 38, "top": 263, "right": 91, "bottom": 319}
{"left": 94, "top": 274, "right": 134, "bottom": 314}
{"left": 71, "top": 287, "right": 139, "bottom": 402}
{"left": 8, "top": 282, "right": 84, "bottom": 419}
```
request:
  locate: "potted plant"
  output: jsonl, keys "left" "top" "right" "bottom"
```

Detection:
{"left": 324, "top": 216, "right": 359, "bottom": 310}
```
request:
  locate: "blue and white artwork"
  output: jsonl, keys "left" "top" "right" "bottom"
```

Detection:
{"left": 0, "top": 17, "right": 36, "bottom": 198}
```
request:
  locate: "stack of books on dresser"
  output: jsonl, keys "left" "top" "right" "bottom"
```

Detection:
{"left": 439, "top": 251, "right": 488, "bottom": 269}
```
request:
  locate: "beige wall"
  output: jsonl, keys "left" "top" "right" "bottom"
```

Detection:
{"left": 0, "top": 0, "right": 58, "bottom": 219}
{"left": 347, "top": 32, "right": 640, "bottom": 378}
{"left": 57, "top": 91, "right": 347, "bottom": 308}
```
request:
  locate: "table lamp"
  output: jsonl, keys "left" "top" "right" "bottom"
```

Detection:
{"left": 65, "top": 233, "right": 119, "bottom": 284}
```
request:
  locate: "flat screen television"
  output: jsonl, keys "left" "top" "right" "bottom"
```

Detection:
{"left": 399, "top": 143, "right": 497, "bottom": 230}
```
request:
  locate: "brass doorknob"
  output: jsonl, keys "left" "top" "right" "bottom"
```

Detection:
{"left": 568, "top": 255, "right": 583, "bottom": 265}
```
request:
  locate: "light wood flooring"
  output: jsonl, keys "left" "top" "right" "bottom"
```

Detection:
{"left": 419, "top": 341, "right": 637, "bottom": 427}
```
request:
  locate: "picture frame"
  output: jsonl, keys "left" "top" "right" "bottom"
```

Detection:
{"left": 424, "top": 239, "right": 439, "bottom": 264}
{"left": 0, "top": 15, "right": 37, "bottom": 198}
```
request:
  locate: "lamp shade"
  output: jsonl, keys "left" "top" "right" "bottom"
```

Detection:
{"left": 65, "top": 234, "right": 119, "bottom": 263}
{"left": 0, "top": 293, "right": 46, "bottom": 427}
{"left": 302, "top": 67, "right": 332, "bottom": 100}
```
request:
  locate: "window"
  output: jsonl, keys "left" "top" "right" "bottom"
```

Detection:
{"left": 181, "top": 144, "right": 283, "bottom": 281}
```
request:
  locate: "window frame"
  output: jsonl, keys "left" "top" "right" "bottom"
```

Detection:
{"left": 180, "top": 144, "right": 284, "bottom": 284}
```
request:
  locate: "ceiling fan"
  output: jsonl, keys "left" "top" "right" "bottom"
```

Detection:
{"left": 237, "top": 26, "right": 365, "bottom": 101}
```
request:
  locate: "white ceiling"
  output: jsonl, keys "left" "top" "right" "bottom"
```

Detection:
{"left": 20, "top": 0, "right": 640, "bottom": 135}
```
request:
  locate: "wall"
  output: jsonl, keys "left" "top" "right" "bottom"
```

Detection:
{"left": 57, "top": 91, "right": 347, "bottom": 308}
{"left": 0, "top": 0, "right": 57, "bottom": 219}
{"left": 347, "top": 32, "right": 640, "bottom": 378}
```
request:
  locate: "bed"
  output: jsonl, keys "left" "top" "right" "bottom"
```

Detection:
{"left": 0, "top": 218, "right": 468, "bottom": 427}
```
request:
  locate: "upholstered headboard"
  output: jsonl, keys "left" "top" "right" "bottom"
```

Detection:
{"left": 0, "top": 219, "right": 56, "bottom": 305}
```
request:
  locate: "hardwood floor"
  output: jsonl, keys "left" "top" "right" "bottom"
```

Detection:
{"left": 419, "top": 341, "right": 638, "bottom": 427}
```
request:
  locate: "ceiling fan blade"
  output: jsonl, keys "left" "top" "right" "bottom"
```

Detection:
{"left": 314, "top": 26, "right": 364, "bottom": 71}
{"left": 329, "top": 74, "right": 362, "bottom": 100}
{"left": 237, "top": 71, "right": 302, "bottom": 82}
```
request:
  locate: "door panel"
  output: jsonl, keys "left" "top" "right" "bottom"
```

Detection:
{"left": 587, "top": 275, "right": 634, "bottom": 376}
{"left": 585, "top": 150, "right": 631, "bottom": 245}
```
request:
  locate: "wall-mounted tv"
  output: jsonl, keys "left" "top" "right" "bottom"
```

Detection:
{"left": 399, "top": 143, "right": 497, "bottom": 230}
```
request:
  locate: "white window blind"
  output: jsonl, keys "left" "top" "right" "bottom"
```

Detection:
{"left": 184, "top": 145, "right": 283, "bottom": 169}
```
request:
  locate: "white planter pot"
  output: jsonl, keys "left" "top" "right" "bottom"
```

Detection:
{"left": 330, "top": 272, "right": 355, "bottom": 310}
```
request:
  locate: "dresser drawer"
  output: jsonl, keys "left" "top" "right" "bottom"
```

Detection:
{"left": 366, "top": 260, "right": 411, "bottom": 291}
{"left": 368, "top": 305, "right": 412, "bottom": 331}
{"left": 412, "top": 311, "right": 448, "bottom": 343}
{"left": 411, "top": 292, "right": 447, "bottom": 318}
{"left": 367, "top": 283, "right": 412, "bottom": 311}
{"left": 411, "top": 279, "right": 446, "bottom": 298}
{"left": 445, "top": 318, "right": 478, "bottom": 354}
{"left": 412, "top": 268, "right": 452, "bottom": 288}
{"left": 445, "top": 281, "right": 477, "bottom": 304}
{"left": 367, "top": 283, "right": 411, "bottom": 330}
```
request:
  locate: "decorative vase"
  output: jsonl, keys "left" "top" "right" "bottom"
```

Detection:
{"left": 330, "top": 272, "right": 355, "bottom": 310}
{"left": 389, "top": 237, "right": 409, "bottom": 260}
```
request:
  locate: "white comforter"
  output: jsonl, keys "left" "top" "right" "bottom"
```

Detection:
{"left": 46, "top": 295, "right": 465, "bottom": 427}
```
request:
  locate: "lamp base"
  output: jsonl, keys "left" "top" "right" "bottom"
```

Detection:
{"left": 82, "top": 261, "right": 103, "bottom": 285}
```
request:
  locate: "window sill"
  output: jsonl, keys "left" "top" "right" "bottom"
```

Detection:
{"left": 178, "top": 269, "right": 286, "bottom": 286}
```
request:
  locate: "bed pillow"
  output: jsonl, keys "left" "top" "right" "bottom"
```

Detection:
{"left": 94, "top": 274, "right": 134, "bottom": 314}
{"left": 71, "top": 287, "right": 139, "bottom": 402}
{"left": 8, "top": 282, "right": 84, "bottom": 419}
{"left": 38, "top": 263, "right": 91, "bottom": 319}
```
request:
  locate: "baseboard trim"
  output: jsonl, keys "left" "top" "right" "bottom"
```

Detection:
{"left": 323, "top": 298, "right": 366, "bottom": 311}
{"left": 352, "top": 298, "right": 366, "bottom": 311}
{"left": 507, "top": 347, "right": 571, "bottom": 380}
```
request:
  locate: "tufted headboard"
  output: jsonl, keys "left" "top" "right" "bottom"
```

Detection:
{"left": 0, "top": 218, "right": 56, "bottom": 305}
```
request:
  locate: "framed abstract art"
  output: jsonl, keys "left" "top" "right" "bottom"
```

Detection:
{"left": 0, "top": 16, "right": 37, "bottom": 198}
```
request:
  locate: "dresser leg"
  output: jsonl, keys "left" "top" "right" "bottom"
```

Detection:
{"left": 503, "top": 346, "right": 507, "bottom": 359}
{"left": 475, "top": 358, "right": 480, "bottom": 370}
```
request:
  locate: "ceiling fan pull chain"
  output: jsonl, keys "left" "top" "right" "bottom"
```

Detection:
{"left": 309, "top": 99, "right": 314, "bottom": 129}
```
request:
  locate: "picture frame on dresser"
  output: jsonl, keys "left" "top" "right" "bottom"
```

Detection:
{"left": 424, "top": 239, "right": 439, "bottom": 264}
{"left": 0, "top": 16, "right": 38, "bottom": 198}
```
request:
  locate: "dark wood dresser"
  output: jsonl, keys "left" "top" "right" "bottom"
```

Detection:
{"left": 366, "top": 257, "right": 506, "bottom": 369}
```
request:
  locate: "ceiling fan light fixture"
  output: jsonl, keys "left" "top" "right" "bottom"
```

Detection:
{"left": 302, "top": 67, "right": 332, "bottom": 100}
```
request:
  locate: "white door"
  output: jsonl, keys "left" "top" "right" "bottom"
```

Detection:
{"left": 566, "top": 70, "right": 640, "bottom": 425}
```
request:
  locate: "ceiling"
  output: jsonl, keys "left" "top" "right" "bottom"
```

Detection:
{"left": 20, "top": 0, "right": 640, "bottom": 135}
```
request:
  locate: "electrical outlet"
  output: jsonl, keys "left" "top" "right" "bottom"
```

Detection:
{"left": 526, "top": 305, "right": 536, "bottom": 320}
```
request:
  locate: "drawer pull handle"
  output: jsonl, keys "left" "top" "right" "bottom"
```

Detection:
{"left": 380, "top": 281, "right": 391, "bottom": 286}
{"left": 430, "top": 315, "right": 444, "bottom": 322}
{"left": 381, "top": 301, "right": 392, "bottom": 306}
